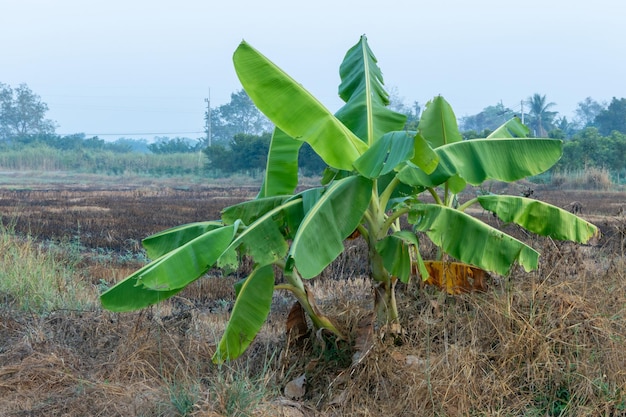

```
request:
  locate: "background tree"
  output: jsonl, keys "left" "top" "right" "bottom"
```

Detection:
{"left": 0, "top": 83, "right": 56, "bottom": 141}
{"left": 549, "top": 116, "right": 575, "bottom": 139}
{"left": 594, "top": 97, "right": 626, "bottom": 136}
{"left": 205, "top": 89, "right": 273, "bottom": 143}
{"left": 203, "top": 132, "right": 270, "bottom": 174}
{"left": 148, "top": 137, "right": 202, "bottom": 154}
{"left": 526, "top": 93, "right": 557, "bottom": 137}
{"left": 459, "top": 102, "right": 516, "bottom": 134}
{"left": 556, "top": 127, "right": 626, "bottom": 175}
{"left": 574, "top": 97, "right": 605, "bottom": 129}
{"left": 388, "top": 87, "right": 421, "bottom": 130}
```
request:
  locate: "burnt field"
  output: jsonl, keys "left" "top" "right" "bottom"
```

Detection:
{"left": 0, "top": 182, "right": 623, "bottom": 253}
{"left": 1, "top": 179, "right": 625, "bottom": 416}
{"left": 0, "top": 185, "right": 256, "bottom": 253}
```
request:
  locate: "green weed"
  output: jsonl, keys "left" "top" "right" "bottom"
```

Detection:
{"left": 0, "top": 222, "right": 94, "bottom": 313}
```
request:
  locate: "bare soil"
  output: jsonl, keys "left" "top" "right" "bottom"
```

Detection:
{"left": 1, "top": 176, "right": 625, "bottom": 416}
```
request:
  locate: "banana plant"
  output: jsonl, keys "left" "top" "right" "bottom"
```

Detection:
{"left": 100, "top": 36, "right": 598, "bottom": 362}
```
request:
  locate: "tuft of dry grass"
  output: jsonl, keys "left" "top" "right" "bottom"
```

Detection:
{"left": 552, "top": 167, "right": 614, "bottom": 190}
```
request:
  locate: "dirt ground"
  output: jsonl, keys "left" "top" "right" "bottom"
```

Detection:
{"left": 1, "top": 176, "right": 625, "bottom": 416}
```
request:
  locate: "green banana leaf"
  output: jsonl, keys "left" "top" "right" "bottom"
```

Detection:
{"left": 142, "top": 221, "right": 223, "bottom": 260}
{"left": 100, "top": 260, "right": 185, "bottom": 312}
{"left": 213, "top": 264, "right": 274, "bottom": 363}
{"left": 222, "top": 195, "right": 292, "bottom": 226}
{"left": 418, "top": 96, "right": 463, "bottom": 148}
{"left": 137, "top": 224, "right": 237, "bottom": 291}
{"left": 398, "top": 138, "right": 563, "bottom": 188}
{"left": 353, "top": 131, "right": 414, "bottom": 178}
{"left": 411, "top": 132, "right": 439, "bottom": 175}
{"left": 375, "top": 231, "right": 419, "bottom": 283}
{"left": 102, "top": 224, "right": 237, "bottom": 310}
{"left": 290, "top": 175, "right": 373, "bottom": 278}
{"left": 258, "top": 127, "right": 302, "bottom": 198}
{"left": 409, "top": 204, "right": 539, "bottom": 275}
{"left": 437, "top": 138, "right": 562, "bottom": 184}
{"left": 487, "top": 117, "right": 530, "bottom": 138}
{"left": 334, "top": 35, "right": 406, "bottom": 145}
{"left": 397, "top": 162, "right": 467, "bottom": 194}
{"left": 233, "top": 41, "right": 368, "bottom": 171}
{"left": 218, "top": 198, "right": 304, "bottom": 271}
{"left": 296, "top": 187, "right": 325, "bottom": 214}
{"left": 477, "top": 195, "right": 598, "bottom": 242}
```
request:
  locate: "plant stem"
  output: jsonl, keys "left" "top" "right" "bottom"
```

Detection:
{"left": 381, "top": 207, "right": 409, "bottom": 235}
{"left": 427, "top": 187, "right": 442, "bottom": 205}
{"left": 274, "top": 283, "right": 344, "bottom": 338}
{"left": 457, "top": 197, "right": 479, "bottom": 212}
{"left": 379, "top": 175, "right": 401, "bottom": 211}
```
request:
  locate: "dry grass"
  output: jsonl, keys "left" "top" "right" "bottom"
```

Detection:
{"left": 551, "top": 167, "right": 614, "bottom": 191}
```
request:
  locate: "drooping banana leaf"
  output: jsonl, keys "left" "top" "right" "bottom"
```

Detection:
{"left": 477, "top": 195, "right": 598, "bottom": 242}
{"left": 222, "top": 195, "right": 293, "bottom": 226}
{"left": 100, "top": 261, "right": 185, "bottom": 312}
{"left": 137, "top": 224, "right": 238, "bottom": 291}
{"left": 334, "top": 35, "right": 406, "bottom": 145}
{"left": 487, "top": 117, "right": 530, "bottom": 139}
{"left": 375, "top": 231, "right": 419, "bottom": 283}
{"left": 353, "top": 131, "right": 414, "bottom": 178}
{"left": 290, "top": 175, "right": 373, "bottom": 278}
{"left": 258, "top": 127, "right": 302, "bottom": 198}
{"left": 397, "top": 161, "right": 467, "bottom": 193}
{"left": 233, "top": 41, "right": 368, "bottom": 170}
{"left": 409, "top": 204, "right": 539, "bottom": 275}
{"left": 418, "top": 96, "right": 463, "bottom": 148}
{"left": 218, "top": 198, "right": 304, "bottom": 271}
{"left": 142, "top": 221, "right": 224, "bottom": 260}
{"left": 213, "top": 264, "right": 275, "bottom": 363}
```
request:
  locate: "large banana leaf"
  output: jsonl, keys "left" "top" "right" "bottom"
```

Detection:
{"left": 213, "top": 264, "right": 274, "bottom": 363}
{"left": 100, "top": 261, "right": 185, "bottom": 311}
{"left": 477, "top": 195, "right": 598, "bottom": 242}
{"left": 334, "top": 35, "right": 406, "bottom": 145}
{"left": 398, "top": 138, "right": 563, "bottom": 188}
{"left": 353, "top": 131, "right": 414, "bottom": 178}
{"left": 233, "top": 41, "right": 368, "bottom": 171}
{"left": 437, "top": 139, "right": 562, "bottom": 184}
{"left": 290, "top": 175, "right": 373, "bottom": 278}
{"left": 258, "top": 127, "right": 302, "bottom": 198}
{"left": 418, "top": 96, "right": 463, "bottom": 148}
{"left": 487, "top": 117, "right": 530, "bottom": 138}
{"left": 137, "top": 224, "right": 237, "bottom": 291}
{"left": 142, "top": 221, "right": 223, "bottom": 260}
{"left": 102, "top": 225, "right": 237, "bottom": 309}
{"left": 219, "top": 198, "right": 304, "bottom": 271}
{"left": 409, "top": 204, "right": 539, "bottom": 275}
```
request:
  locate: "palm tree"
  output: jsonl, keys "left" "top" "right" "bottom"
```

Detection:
{"left": 526, "top": 93, "right": 557, "bottom": 137}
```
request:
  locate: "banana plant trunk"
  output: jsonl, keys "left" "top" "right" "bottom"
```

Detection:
{"left": 369, "top": 246, "right": 399, "bottom": 326}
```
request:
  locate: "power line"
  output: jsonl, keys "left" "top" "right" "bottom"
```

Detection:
{"left": 56, "top": 131, "right": 205, "bottom": 137}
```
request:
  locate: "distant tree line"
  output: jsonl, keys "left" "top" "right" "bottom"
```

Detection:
{"left": 3, "top": 81, "right": 626, "bottom": 180}
{"left": 459, "top": 94, "right": 626, "bottom": 140}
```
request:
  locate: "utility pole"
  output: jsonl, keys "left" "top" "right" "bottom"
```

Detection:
{"left": 204, "top": 88, "right": 212, "bottom": 147}
{"left": 520, "top": 100, "right": 525, "bottom": 125}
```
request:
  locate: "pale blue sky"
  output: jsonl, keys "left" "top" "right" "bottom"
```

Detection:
{"left": 2, "top": 0, "right": 624, "bottom": 140}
